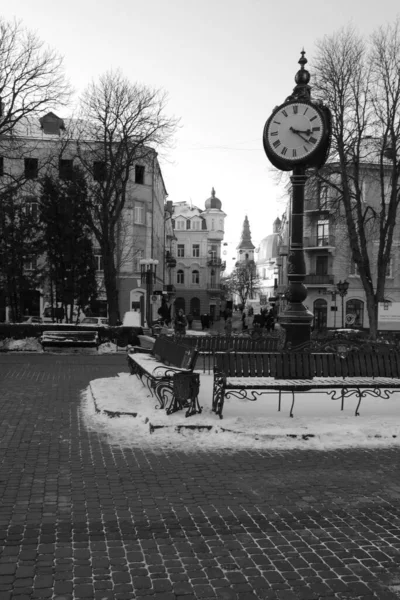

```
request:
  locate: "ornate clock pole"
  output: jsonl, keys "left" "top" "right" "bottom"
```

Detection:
{"left": 263, "top": 51, "right": 331, "bottom": 348}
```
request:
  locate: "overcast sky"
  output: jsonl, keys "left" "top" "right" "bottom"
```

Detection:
{"left": 2, "top": 0, "right": 398, "bottom": 264}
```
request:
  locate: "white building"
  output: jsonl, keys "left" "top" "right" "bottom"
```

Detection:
{"left": 168, "top": 189, "right": 226, "bottom": 321}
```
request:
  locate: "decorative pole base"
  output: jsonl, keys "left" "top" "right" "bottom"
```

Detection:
{"left": 279, "top": 282, "right": 313, "bottom": 349}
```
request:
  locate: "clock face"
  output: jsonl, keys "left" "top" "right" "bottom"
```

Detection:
{"left": 265, "top": 102, "right": 324, "bottom": 163}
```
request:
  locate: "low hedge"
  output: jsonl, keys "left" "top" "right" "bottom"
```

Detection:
{"left": 0, "top": 324, "right": 143, "bottom": 346}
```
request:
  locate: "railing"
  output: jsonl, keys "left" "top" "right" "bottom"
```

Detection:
{"left": 304, "top": 235, "right": 335, "bottom": 248}
{"left": 207, "top": 258, "right": 224, "bottom": 267}
{"left": 304, "top": 274, "right": 334, "bottom": 285}
{"left": 206, "top": 283, "right": 225, "bottom": 291}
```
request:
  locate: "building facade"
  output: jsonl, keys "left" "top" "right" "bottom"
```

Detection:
{"left": 273, "top": 139, "right": 400, "bottom": 331}
{"left": 0, "top": 112, "right": 167, "bottom": 321}
{"left": 167, "top": 189, "right": 226, "bottom": 321}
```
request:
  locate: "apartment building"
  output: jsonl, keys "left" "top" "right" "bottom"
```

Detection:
{"left": 273, "top": 138, "right": 400, "bottom": 331}
{"left": 0, "top": 112, "right": 167, "bottom": 321}
{"left": 168, "top": 189, "right": 226, "bottom": 321}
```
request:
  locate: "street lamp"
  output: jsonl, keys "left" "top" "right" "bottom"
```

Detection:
{"left": 336, "top": 280, "right": 349, "bottom": 328}
{"left": 140, "top": 259, "right": 159, "bottom": 329}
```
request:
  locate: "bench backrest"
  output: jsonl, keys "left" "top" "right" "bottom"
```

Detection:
{"left": 179, "top": 335, "right": 279, "bottom": 353}
{"left": 214, "top": 351, "right": 400, "bottom": 380}
{"left": 153, "top": 337, "right": 197, "bottom": 370}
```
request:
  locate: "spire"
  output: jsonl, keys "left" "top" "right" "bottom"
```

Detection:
{"left": 286, "top": 49, "right": 311, "bottom": 102}
{"left": 237, "top": 215, "right": 255, "bottom": 250}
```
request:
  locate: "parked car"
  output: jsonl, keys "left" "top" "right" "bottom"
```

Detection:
{"left": 21, "top": 316, "right": 43, "bottom": 324}
{"left": 80, "top": 317, "right": 109, "bottom": 327}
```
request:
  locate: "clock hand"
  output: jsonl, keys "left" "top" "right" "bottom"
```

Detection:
{"left": 289, "top": 127, "right": 310, "bottom": 144}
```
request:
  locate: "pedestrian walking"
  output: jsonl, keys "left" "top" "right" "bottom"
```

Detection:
{"left": 174, "top": 309, "right": 187, "bottom": 335}
{"left": 187, "top": 313, "right": 194, "bottom": 330}
{"left": 224, "top": 316, "right": 233, "bottom": 336}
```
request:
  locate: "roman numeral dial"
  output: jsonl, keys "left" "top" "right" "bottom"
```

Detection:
{"left": 264, "top": 102, "right": 325, "bottom": 164}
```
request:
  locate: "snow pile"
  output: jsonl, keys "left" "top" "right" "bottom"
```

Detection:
{"left": 81, "top": 372, "right": 400, "bottom": 451}
{"left": 0, "top": 337, "right": 43, "bottom": 352}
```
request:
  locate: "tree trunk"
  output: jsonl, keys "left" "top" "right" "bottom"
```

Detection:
{"left": 102, "top": 242, "right": 119, "bottom": 325}
{"left": 366, "top": 294, "right": 378, "bottom": 339}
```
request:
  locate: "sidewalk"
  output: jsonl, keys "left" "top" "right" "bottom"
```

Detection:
{"left": 0, "top": 354, "right": 400, "bottom": 599}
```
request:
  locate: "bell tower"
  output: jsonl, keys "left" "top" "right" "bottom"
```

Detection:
{"left": 236, "top": 215, "right": 255, "bottom": 264}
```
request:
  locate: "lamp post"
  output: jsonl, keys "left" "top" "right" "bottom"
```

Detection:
{"left": 140, "top": 259, "right": 159, "bottom": 329}
{"left": 336, "top": 280, "right": 349, "bottom": 328}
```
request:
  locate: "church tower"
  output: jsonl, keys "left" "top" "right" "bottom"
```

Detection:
{"left": 236, "top": 215, "right": 255, "bottom": 264}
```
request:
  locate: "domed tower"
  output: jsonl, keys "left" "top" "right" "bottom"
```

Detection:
{"left": 236, "top": 215, "right": 255, "bottom": 264}
{"left": 201, "top": 188, "right": 226, "bottom": 238}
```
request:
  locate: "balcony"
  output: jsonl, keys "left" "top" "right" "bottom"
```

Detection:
{"left": 304, "top": 235, "right": 335, "bottom": 250}
{"left": 207, "top": 258, "right": 224, "bottom": 267}
{"left": 304, "top": 200, "right": 331, "bottom": 214}
{"left": 304, "top": 274, "right": 334, "bottom": 285}
{"left": 206, "top": 283, "right": 225, "bottom": 292}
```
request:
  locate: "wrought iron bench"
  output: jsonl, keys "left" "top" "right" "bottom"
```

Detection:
{"left": 41, "top": 330, "right": 99, "bottom": 350}
{"left": 212, "top": 348, "right": 400, "bottom": 419}
{"left": 166, "top": 334, "right": 280, "bottom": 374}
{"left": 177, "top": 335, "right": 279, "bottom": 353}
{"left": 127, "top": 337, "right": 201, "bottom": 417}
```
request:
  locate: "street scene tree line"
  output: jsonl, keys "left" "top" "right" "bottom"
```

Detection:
{"left": 0, "top": 17, "right": 177, "bottom": 324}
{"left": 1, "top": 16, "right": 400, "bottom": 337}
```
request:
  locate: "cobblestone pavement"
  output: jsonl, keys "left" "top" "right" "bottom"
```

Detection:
{"left": 1, "top": 354, "right": 400, "bottom": 599}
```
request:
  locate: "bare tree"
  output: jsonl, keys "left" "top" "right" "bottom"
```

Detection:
{"left": 223, "top": 262, "right": 261, "bottom": 308}
{"left": 310, "top": 22, "right": 400, "bottom": 338}
{"left": 0, "top": 17, "right": 70, "bottom": 136}
{"left": 0, "top": 17, "right": 71, "bottom": 318}
{"left": 75, "top": 70, "right": 178, "bottom": 324}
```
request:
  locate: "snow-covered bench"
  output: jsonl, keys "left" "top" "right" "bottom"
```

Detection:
{"left": 212, "top": 349, "right": 400, "bottom": 419}
{"left": 41, "top": 330, "right": 99, "bottom": 349}
{"left": 127, "top": 337, "right": 201, "bottom": 417}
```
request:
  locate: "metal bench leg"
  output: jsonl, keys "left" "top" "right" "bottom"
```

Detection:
{"left": 290, "top": 392, "right": 295, "bottom": 418}
{"left": 212, "top": 375, "right": 225, "bottom": 419}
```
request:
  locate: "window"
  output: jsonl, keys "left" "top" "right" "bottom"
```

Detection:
{"left": 386, "top": 257, "right": 393, "bottom": 278}
{"left": 318, "top": 184, "right": 329, "bottom": 210}
{"left": 134, "top": 205, "right": 144, "bottom": 224}
{"left": 192, "top": 220, "right": 200, "bottom": 230}
{"left": 24, "top": 201, "right": 38, "bottom": 221}
{"left": 346, "top": 299, "right": 364, "bottom": 328}
{"left": 95, "top": 254, "right": 104, "bottom": 272}
{"left": 93, "top": 161, "right": 106, "bottom": 181}
{"left": 192, "top": 270, "right": 199, "bottom": 284}
{"left": 177, "top": 269, "right": 184, "bottom": 284}
{"left": 176, "top": 220, "right": 185, "bottom": 230}
{"left": 192, "top": 244, "right": 200, "bottom": 258}
{"left": 134, "top": 250, "right": 143, "bottom": 271}
{"left": 317, "top": 219, "right": 329, "bottom": 245}
{"left": 209, "top": 245, "right": 217, "bottom": 260}
{"left": 25, "top": 158, "right": 38, "bottom": 179}
{"left": 211, "top": 219, "right": 215, "bottom": 230}
{"left": 177, "top": 244, "right": 185, "bottom": 258}
{"left": 59, "top": 159, "right": 73, "bottom": 180}
{"left": 350, "top": 259, "right": 359, "bottom": 276}
{"left": 0, "top": 157, "right": 3, "bottom": 177}
{"left": 135, "top": 165, "right": 145, "bottom": 184}
{"left": 24, "top": 257, "right": 37, "bottom": 271}
{"left": 316, "top": 256, "right": 328, "bottom": 275}
{"left": 186, "top": 220, "right": 191, "bottom": 229}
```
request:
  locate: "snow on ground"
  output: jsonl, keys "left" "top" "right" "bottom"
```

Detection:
{"left": 0, "top": 337, "right": 43, "bottom": 352}
{"left": 81, "top": 371, "right": 400, "bottom": 452}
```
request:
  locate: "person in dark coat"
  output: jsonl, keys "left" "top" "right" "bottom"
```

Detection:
{"left": 187, "top": 313, "right": 194, "bottom": 330}
{"left": 174, "top": 309, "right": 187, "bottom": 335}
